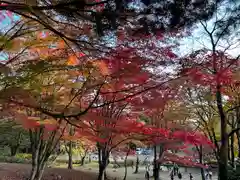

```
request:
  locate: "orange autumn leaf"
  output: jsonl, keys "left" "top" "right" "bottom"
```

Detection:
{"left": 67, "top": 55, "right": 79, "bottom": 65}
{"left": 58, "top": 40, "right": 65, "bottom": 49}
{"left": 92, "top": 60, "right": 109, "bottom": 75}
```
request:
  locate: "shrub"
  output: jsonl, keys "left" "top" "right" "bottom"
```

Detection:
{"left": 15, "top": 153, "right": 32, "bottom": 159}
{"left": 0, "top": 154, "right": 31, "bottom": 164}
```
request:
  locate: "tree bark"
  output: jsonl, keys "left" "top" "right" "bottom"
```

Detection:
{"left": 153, "top": 145, "right": 160, "bottom": 180}
{"left": 237, "top": 131, "right": 240, "bottom": 158}
{"left": 67, "top": 125, "right": 74, "bottom": 169}
{"left": 198, "top": 145, "right": 206, "bottom": 180}
{"left": 29, "top": 139, "right": 47, "bottom": 180}
{"left": 123, "top": 148, "right": 130, "bottom": 180}
{"left": 230, "top": 128, "right": 235, "bottom": 167}
{"left": 10, "top": 145, "right": 19, "bottom": 156}
{"left": 216, "top": 85, "right": 228, "bottom": 180}
{"left": 28, "top": 121, "right": 63, "bottom": 180}
{"left": 134, "top": 155, "right": 139, "bottom": 174}
{"left": 97, "top": 144, "right": 109, "bottom": 180}
{"left": 67, "top": 142, "right": 73, "bottom": 169}
{"left": 80, "top": 155, "right": 86, "bottom": 166}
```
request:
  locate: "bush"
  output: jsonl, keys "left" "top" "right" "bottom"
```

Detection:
{"left": 0, "top": 154, "right": 32, "bottom": 164}
{"left": 15, "top": 153, "right": 32, "bottom": 159}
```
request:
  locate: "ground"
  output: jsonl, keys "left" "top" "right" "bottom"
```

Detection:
{"left": 0, "top": 163, "right": 218, "bottom": 180}
{"left": 0, "top": 163, "right": 97, "bottom": 180}
{"left": 77, "top": 166, "right": 218, "bottom": 180}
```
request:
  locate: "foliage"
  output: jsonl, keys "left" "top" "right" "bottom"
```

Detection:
{"left": 0, "top": 153, "right": 32, "bottom": 164}
{"left": 0, "top": 119, "right": 30, "bottom": 155}
{"left": 0, "top": 0, "right": 223, "bottom": 39}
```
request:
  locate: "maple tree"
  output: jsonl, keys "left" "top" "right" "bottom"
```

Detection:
{"left": 134, "top": 87, "right": 214, "bottom": 180}
{"left": 179, "top": 49, "right": 240, "bottom": 180}
{"left": 0, "top": 24, "right": 184, "bottom": 180}
{"left": 0, "top": 3, "right": 234, "bottom": 180}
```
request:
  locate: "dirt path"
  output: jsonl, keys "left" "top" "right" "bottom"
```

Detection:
{"left": 0, "top": 163, "right": 97, "bottom": 180}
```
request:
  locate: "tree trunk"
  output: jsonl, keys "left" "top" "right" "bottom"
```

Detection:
{"left": 80, "top": 155, "right": 86, "bottom": 166}
{"left": 98, "top": 164, "right": 107, "bottom": 180}
{"left": 216, "top": 85, "right": 228, "bottom": 180}
{"left": 97, "top": 144, "right": 109, "bottom": 180}
{"left": 134, "top": 155, "right": 139, "bottom": 174}
{"left": 67, "top": 141, "right": 73, "bottom": 169}
{"left": 237, "top": 131, "right": 240, "bottom": 158}
{"left": 10, "top": 145, "right": 19, "bottom": 156}
{"left": 231, "top": 130, "right": 235, "bottom": 167}
{"left": 29, "top": 147, "right": 47, "bottom": 180}
{"left": 153, "top": 145, "right": 160, "bottom": 180}
{"left": 198, "top": 145, "right": 206, "bottom": 180}
{"left": 89, "top": 155, "right": 92, "bottom": 163}
{"left": 228, "top": 140, "right": 231, "bottom": 163}
{"left": 123, "top": 148, "right": 130, "bottom": 180}
{"left": 10, "top": 132, "right": 21, "bottom": 156}
{"left": 28, "top": 125, "right": 62, "bottom": 180}
{"left": 67, "top": 125, "right": 74, "bottom": 169}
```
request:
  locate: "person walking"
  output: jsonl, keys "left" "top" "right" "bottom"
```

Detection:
{"left": 145, "top": 164, "right": 150, "bottom": 180}
{"left": 178, "top": 172, "right": 182, "bottom": 179}
{"left": 170, "top": 170, "right": 174, "bottom": 180}
{"left": 208, "top": 171, "right": 212, "bottom": 180}
{"left": 189, "top": 173, "right": 193, "bottom": 180}
{"left": 173, "top": 163, "right": 179, "bottom": 175}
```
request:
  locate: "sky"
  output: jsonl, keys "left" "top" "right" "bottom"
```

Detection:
{"left": 178, "top": 0, "right": 240, "bottom": 58}
{"left": 0, "top": 11, "right": 20, "bottom": 62}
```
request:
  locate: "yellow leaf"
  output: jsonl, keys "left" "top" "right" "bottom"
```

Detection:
{"left": 71, "top": 82, "right": 83, "bottom": 89}
{"left": 43, "top": 119, "right": 57, "bottom": 125}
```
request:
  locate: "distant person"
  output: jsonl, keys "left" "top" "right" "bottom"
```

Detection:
{"left": 173, "top": 163, "right": 179, "bottom": 175}
{"left": 145, "top": 165, "right": 150, "bottom": 180}
{"left": 178, "top": 172, "right": 182, "bottom": 179}
{"left": 208, "top": 171, "right": 212, "bottom": 180}
{"left": 189, "top": 173, "right": 193, "bottom": 180}
{"left": 170, "top": 170, "right": 174, "bottom": 180}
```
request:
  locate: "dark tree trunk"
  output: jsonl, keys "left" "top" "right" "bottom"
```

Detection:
{"left": 230, "top": 128, "right": 235, "bottom": 167}
{"left": 10, "top": 145, "right": 19, "bottom": 156}
{"left": 123, "top": 148, "right": 130, "bottom": 180}
{"left": 67, "top": 143, "right": 73, "bottom": 169}
{"left": 134, "top": 155, "right": 139, "bottom": 174}
{"left": 10, "top": 132, "right": 21, "bottom": 156}
{"left": 237, "top": 130, "right": 240, "bottom": 158}
{"left": 153, "top": 145, "right": 161, "bottom": 180}
{"left": 67, "top": 125, "right": 74, "bottom": 169}
{"left": 216, "top": 85, "right": 228, "bottom": 180}
{"left": 80, "top": 156, "right": 86, "bottom": 166}
{"left": 198, "top": 145, "right": 206, "bottom": 180}
{"left": 97, "top": 144, "right": 109, "bottom": 180}
{"left": 98, "top": 164, "right": 107, "bottom": 180}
